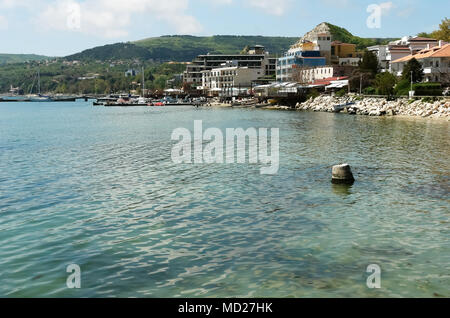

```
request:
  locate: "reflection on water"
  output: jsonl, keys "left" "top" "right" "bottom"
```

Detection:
{"left": 332, "top": 184, "right": 353, "bottom": 197}
{"left": 0, "top": 102, "right": 449, "bottom": 298}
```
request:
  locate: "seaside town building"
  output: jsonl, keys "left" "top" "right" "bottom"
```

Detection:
{"left": 276, "top": 23, "right": 333, "bottom": 83}
{"left": 368, "top": 36, "right": 440, "bottom": 72}
{"left": 201, "top": 61, "right": 264, "bottom": 92}
{"left": 276, "top": 23, "right": 360, "bottom": 83}
{"left": 391, "top": 43, "right": 450, "bottom": 83}
{"left": 183, "top": 45, "right": 276, "bottom": 87}
{"left": 125, "top": 69, "right": 140, "bottom": 77}
{"left": 290, "top": 66, "right": 334, "bottom": 84}
{"left": 276, "top": 45, "right": 327, "bottom": 82}
{"left": 331, "top": 41, "right": 361, "bottom": 66}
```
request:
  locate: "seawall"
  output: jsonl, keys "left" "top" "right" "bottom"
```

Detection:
{"left": 296, "top": 96, "right": 450, "bottom": 120}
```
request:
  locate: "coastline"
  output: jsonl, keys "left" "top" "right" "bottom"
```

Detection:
{"left": 293, "top": 96, "right": 450, "bottom": 121}
{"left": 207, "top": 96, "right": 450, "bottom": 122}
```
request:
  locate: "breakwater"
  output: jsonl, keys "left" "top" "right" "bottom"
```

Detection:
{"left": 296, "top": 96, "right": 450, "bottom": 120}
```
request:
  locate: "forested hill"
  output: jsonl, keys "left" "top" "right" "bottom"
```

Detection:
{"left": 325, "top": 23, "right": 396, "bottom": 49}
{"left": 65, "top": 36, "right": 299, "bottom": 62}
{"left": 133, "top": 35, "right": 299, "bottom": 60}
{"left": 63, "top": 26, "right": 396, "bottom": 63}
{"left": 0, "top": 54, "right": 50, "bottom": 65}
{"left": 65, "top": 43, "right": 154, "bottom": 61}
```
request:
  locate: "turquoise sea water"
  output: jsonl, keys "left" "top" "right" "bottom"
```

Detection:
{"left": 0, "top": 101, "right": 449, "bottom": 298}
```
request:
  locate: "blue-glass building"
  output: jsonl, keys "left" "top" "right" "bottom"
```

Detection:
{"left": 277, "top": 50, "right": 326, "bottom": 82}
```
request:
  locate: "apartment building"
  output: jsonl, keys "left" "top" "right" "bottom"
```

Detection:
{"left": 183, "top": 45, "right": 276, "bottom": 86}
{"left": 391, "top": 43, "right": 450, "bottom": 83}
{"left": 368, "top": 36, "right": 439, "bottom": 72}
{"left": 331, "top": 41, "right": 361, "bottom": 66}
{"left": 201, "top": 64, "right": 263, "bottom": 90}
{"left": 276, "top": 46, "right": 327, "bottom": 82}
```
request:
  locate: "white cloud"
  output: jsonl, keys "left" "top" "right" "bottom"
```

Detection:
{"left": 379, "top": 1, "right": 394, "bottom": 15}
{"left": 320, "top": 0, "right": 350, "bottom": 7}
{"left": 398, "top": 7, "right": 414, "bottom": 18}
{"left": 208, "top": 0, "right": 233, "bottom": 4}
{"left": 245, "top": 0, "right": 291, "bottom": 16}
{"left": 35, "top": 0, "right": 203, "bottom": 38}
{"left": 0, "top": 0, "right": 36, "bottom": 8}
{"left": 0, "top": 15, "right": 8, "bottom": 29}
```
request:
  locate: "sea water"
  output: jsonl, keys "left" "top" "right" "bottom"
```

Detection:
{"left": 0, "top": 101, "right": 448, "bottom": 297}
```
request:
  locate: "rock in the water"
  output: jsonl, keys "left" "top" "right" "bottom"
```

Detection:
{"left": 332, "top": 164, "right": 355, "bottom": 185}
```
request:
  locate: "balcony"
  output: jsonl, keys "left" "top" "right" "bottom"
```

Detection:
{"left": 423, "top": 66, "right": 449, "bottom": 74}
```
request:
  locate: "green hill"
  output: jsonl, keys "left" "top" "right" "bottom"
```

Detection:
{"left": 0, "top": 54, "right": 50, "bottom": 65}
{"left": 64, "top": 36, "right": 298, "bottom": 63}
{"left": 63, "top": 27, "right": 396, "bottom": 63}
{"left": 326, "top": 23, "right": 396, "bottom": 49}
{"left": 65, "top": 43, "right": 154, "bottom": 61}
{"left": 133, "top": 35, "right": 298, "bottom": 60}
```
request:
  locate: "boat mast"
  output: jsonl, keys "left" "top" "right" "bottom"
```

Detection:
{"left": 37, "top": 65, "right": 41, "bottom": 96}
{"left": 142, "top": 66, "right": 145, "bottom": 98}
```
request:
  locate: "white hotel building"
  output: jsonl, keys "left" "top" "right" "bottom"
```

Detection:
{"left": 201, "top": 62, "right": 264, "bottom": 90}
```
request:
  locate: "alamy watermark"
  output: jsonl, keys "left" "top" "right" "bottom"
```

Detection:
{"left": 367, "top": 3, "right": 392, "bottom": 29}
{"left": 171, "top": 121, "right": 280, "bottom": 175}
{"left": 366, "top": 264, "right": 381, "bottom": 289}
{"left": 66, "top": 264, "right": 81, "bottom": 289}
{"left": 66, "top": 2, "right": 81, "bottom": 30}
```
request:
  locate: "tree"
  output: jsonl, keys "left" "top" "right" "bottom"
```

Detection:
{"left": 349, "top": 69, "right": 373, "bottom": 93}
{"left": 417, "top": 32, "right": 432, "bottom": 38}
{"left": 402, "top": 58, "right": 424, "bottom": 83}
{"left": 374, "top": 72, "right": 397, "bottom": 96}
{"left": 430, "top": 18, "right": 450, "bottom": 42}
{"left": 359, "top": 50, "right": 379, "bottom": 77}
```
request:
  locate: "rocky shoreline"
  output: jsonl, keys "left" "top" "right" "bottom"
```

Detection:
{"left": 295, "top": 96, "right": 450, "bottom": 120}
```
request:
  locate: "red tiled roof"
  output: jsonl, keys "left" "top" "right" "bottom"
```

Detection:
{"left": 392, "top": 43, "right": 450, "bottom": 63}
{"left": 311, "top": 76, "right": 349, "bottom": 85}
{"left": 389, "top": 45, "right": 411, "bottom": 51}
{"left": 410, "top": 36, "right": 438, "bottom": 42}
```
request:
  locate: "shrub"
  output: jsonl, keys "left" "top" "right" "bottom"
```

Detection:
{"left": 421, "top": 97, "right": 433, "bottom": 103}
{"left": 395, "top": 79, "right": 411, "bottom": 96}
{"left": 307, "top": 88, "right": 320, "bottom": 100}
{"left": 374, "top": 72, "right": 397, "bottom": 96}
{"left": 414, "top": 83, "right": 443, "bottom": 96}
{"left": 363, "top": 86, "right": 376, "bottom": 95}
{"left": 396, "top": 81, "right": 443, "bottom": 97}
{"left": 335, "top": 89, "right": 347, "bottom": 97}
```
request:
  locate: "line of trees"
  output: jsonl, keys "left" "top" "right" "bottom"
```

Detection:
{"left": 0, "top": 61, "right": 186, "bottom": 95}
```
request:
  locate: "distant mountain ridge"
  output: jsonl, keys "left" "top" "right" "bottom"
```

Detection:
{"left": 0, "top": 54, "right": 50, "bottom": 65}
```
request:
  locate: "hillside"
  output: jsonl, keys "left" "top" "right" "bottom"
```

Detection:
{"left": 0, "top": 54, "right": 50, "bottom": 65}
{"left": 134, "top": 35, "right": 298, "bottom": 60}
{"left": 65, "top": 43, "right": 154, "bottom": 61}
{"left": 325, "top": 23, "right": 396, "bottom": 49}
{"left": 64, "top": 36, "right": 298, "bottom": 63}
{"left": 0, "top": 59, "right": 187, "bottom": 94}
{"left": 62, "top": 25, "right": 396, "bottom": 63}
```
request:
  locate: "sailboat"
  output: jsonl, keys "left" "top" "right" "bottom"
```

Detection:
{"left": 28, "top": 66, "right": 52, "bottom": 102}
{"left": 137, "top": 66, "right": 147, "bottom": 105}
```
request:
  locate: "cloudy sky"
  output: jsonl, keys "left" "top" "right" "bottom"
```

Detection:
{"left": 0, "top": 0, "right": 447, "bottom": 56}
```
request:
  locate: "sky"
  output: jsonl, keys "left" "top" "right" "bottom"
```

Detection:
{"left": 0, "top": 0, "right": 448, "bottom": 56}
